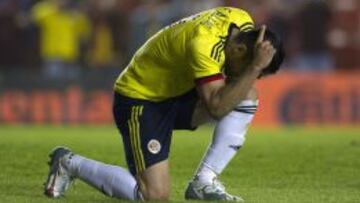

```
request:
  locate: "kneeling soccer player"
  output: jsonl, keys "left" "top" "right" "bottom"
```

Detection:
{"left": 44, "top": 7, "right": 284, "bottom": 201}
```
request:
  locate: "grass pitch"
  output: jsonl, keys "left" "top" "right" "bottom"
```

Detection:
{"left": 0, "top": 125, "right": 359, "bottom": 203}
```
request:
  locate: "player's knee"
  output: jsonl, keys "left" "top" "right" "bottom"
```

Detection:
{"left": 137, "top": 160, "right": 170, "bottom": 201}
{"left": 143, "top": 187, "right": 170, "bottom": 201}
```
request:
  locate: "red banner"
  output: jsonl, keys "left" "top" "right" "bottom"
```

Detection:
{"left": 255, "top": 72, "right": 360, "bottom": 126}
{"left": 0, "top": 87, "right": 112, "bottom": 124}
{"left": 0, "top": 73, "right": 359, "bottom": 126}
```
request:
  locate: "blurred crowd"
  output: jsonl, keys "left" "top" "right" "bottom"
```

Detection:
{"left": 0, "top": 0, "right": 359, "bottom": 80}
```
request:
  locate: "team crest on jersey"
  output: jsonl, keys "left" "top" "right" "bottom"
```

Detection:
{"left": 147, "top": 139, "right": 161, "bottom": 154}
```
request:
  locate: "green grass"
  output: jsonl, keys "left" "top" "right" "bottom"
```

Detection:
{"left": 0, "top": 125, "right": 360, "bottom": 203}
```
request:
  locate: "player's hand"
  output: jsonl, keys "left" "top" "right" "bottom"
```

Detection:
{"left": 250, "top": 25, "right": 276, "bottom": 71}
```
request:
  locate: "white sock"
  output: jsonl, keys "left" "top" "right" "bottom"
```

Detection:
{"left": 63, "top": 154, "right": 140, "bottom": 200}
{"left": 195, "top": 100, "right": 258, "bottom": 182}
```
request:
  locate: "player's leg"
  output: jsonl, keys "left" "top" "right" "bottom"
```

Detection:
{"left": 44, "top": 94, "right": 149, "bottom": 200}
{"left": 61, "top": 152, "right": 170, "bottom": 200}
{"left": 185, "top": 87, "right": 258, "bottom": 201}
{"left": 44, "top": 93, "right": 175, "bottom": 201}
{"left": 137, "top": 160, "right": 170, "bottom": 200}
{"left": 66, "top": 157, "right": 171, "bottom": 201}
{"left": 113, "top": 94, "right": 179, "bottom": 200}
{"left": 44, "top": 146, "right": 170, "bottom": 200}
{"left": 44, "top": 147, "right": 140, "bottom": 200}
{"left": 195, "top": 87, "right": 258, "bottom": 178}
{"left": 174, "top": 90, "right": 242, "bottom": 201}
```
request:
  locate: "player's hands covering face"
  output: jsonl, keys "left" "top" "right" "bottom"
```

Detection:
{"left": 251, "top": 25, "right": 277, "bottom": 71}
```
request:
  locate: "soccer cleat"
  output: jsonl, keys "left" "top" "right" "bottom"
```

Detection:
{"left": 44, "top": 146, "right": 74, "bottom": 198}
{"left": 185, "top": 176, "right": 244, "bottom": 202}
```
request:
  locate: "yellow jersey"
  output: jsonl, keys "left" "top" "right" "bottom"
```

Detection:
{"left": 114, "top": 7, "right": 254, "bottom": 101}
{"left": 32, "top": 1, "right": 90, "bottom": 62}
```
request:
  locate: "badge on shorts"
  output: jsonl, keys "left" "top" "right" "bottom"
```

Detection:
{"left": 147, "top": 139, "right": 161, "bottom": 154}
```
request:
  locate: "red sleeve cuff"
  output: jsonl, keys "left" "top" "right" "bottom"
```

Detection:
{"left": 195, "top": 73, "right": 224, "bottom": 86}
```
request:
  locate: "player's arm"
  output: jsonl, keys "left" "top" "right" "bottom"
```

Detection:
{"left": 197, "top": 26, "right": 275, "bottom": 119}
{"left": 196, "top": 69, "right": 259, "bottom": 119}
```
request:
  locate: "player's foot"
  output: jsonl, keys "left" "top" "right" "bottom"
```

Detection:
{"left": 185, "top": 176, "right": 244, "bottom": 202}
{"left": 44, "top": 146, "right": 75, "bottom": 198}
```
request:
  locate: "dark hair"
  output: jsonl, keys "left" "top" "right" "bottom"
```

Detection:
{"left": 235, "top": 27, "right": 285, "bottom": 77}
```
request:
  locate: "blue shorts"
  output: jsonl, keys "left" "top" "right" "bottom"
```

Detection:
{"left": 112, "top": 90, "right": 198, "bottom": 176}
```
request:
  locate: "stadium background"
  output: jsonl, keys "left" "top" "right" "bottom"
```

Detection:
{"left": 0, "top": 0, "right": 359, "bottom": 202}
